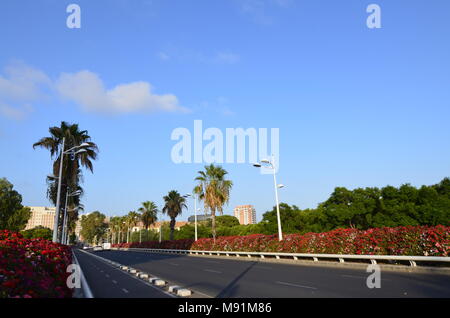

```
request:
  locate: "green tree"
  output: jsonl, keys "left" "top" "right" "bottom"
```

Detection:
{"left": 125, "top": 211, "right": 140, "bottom": 243}
{"left": 215, "top": 215, "right": 240, "bottom": 228}
{"left": 21, "top": 226, "right": 52, "bottom": 240}
{"left": 162, "top": 190, "right": 187, "bottom": 240}
{"left": 0, "top": 178, "right": 31, "bottom": 231}
{"left": 260, "top": 203, "right": 303, "bottom": 234}
{"left": 194, "top": 164, "right": 233, "bottom": 240}
{"left": 80, "top": 211, "right": 107, "bottom": 244}
{"left": 138, "top": 201, "right": 158, "bottom": 229}
{"left": 33, "top": 121, "right": 98, "bottom": 241}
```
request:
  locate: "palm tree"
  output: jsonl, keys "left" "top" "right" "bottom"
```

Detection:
{"left": 194, "top": 164, "right": 233, "bottom": 241}
{"left": 138, "top": 201, "right": 158, "bottom": 230}
{"left": 125, "top": 211, "right": 140, "bottom": 243}
{"left": 109, "top": 216, "right": 122, "bottom": 244}
{"left": 162, "top": 190, "right": 187, "bottom": 240}
{"left": 33, "top": 121, "right": 98, "bottom": 241}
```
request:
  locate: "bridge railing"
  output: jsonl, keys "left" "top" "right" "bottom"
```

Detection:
{"left": 111, "top": 247, "right": 450, "bottom": 267}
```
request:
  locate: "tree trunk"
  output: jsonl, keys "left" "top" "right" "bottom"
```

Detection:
{"left": 211, "top": 209, "right": 216, "bottom": 243}
{"left": 170, "top": 217, "right": 176, "bottom": 240}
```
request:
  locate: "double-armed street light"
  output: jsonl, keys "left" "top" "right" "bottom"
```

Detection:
{"left": 51, "top": 138, "right": 89, "bottom": 243}
{"left": 253, "top": 155, "right": 285, "bottom": 241}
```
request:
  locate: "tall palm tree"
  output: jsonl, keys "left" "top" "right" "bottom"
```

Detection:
{"left": 162, "top": 190, "right": 187, "bottom": 240}
{"left": 109, "top": 216, "right": 121, "bottom": 244}
{"left": 33, "top": 121, "right": 98, "bottom": 241}
{"left": 194, "top": 164, "right": 233, "bottom": 241}
{"left": 125, "top": 211, "right": 140, "bottom": 243}
{"left": 138, "top": 201, "right": 158, "bottom": 230}
{"left": 118, "top": 216, "right": 128, "bottom": 243}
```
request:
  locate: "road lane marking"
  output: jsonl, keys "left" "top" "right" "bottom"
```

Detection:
{"left": 112, "top": 280, "right": 117, "bottom": 284}
{"left": 105, "top": 274, "right": 110, "bottom": 278}
{"left": 203, "top": 269, "right": 222, "bottom": 274}
{"left": 122, "top": 288, "right": 129, "bottom": 293}
{"left": 275, "top": 281, "right": 317, "bottom": 290}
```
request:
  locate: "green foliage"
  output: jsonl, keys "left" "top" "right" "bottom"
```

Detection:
{"left": 259, "top": 178, "right": 450, "bottom": 235}
{"left": 130, "top": 229, "right": 159, "bottom": 243}
{"left": 80, "top": 211, "right": 108, "bottom": 244}
{"left": 21, "top": 226, "right": 52, "bottom": 240}
{"left": 174, "top": 223, "right": 212, "bottom": 239}
{"left": 0, "top": 178, "right": 31, "bottom": 231}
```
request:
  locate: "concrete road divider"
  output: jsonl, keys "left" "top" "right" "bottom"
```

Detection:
{"left": 168, "top": 286, "right": 180, "bottom": 293}
{"left": 168, "top": 286, "right": 192, "bottom": 297}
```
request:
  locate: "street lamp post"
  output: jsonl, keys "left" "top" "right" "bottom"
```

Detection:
{"left": 62, "top": 190, "right": 81, "bottom": 245}
{"left": 184, "top": 193, "right": 198, "bottom": 241}
{"left": 51, "top": 139, "right": 89, "bottom": 243}
{"left": 253, "top": 155, "right": 285, "bottom": 241}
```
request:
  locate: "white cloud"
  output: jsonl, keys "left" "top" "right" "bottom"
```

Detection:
{"left": 0, "top": 61, "right": 187, "bottom": 118}
{"left": 0, "top": 102, "right": 33, "bottom": 120}
{"left": 56, "top": 70, "right": 187, "bottom": 114}
{"left": 0, "top": 61, "right": 49, "bottom": 120}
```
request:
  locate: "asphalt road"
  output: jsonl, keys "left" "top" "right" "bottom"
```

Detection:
{"left": 86, "top": 249, "right": 450, "bottom": 298}
{"left": 73, "top": 248, "right": 173, "bottom": 298}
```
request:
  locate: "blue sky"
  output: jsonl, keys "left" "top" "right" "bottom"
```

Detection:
{"left": 1, "top": 0, "right": 449, "bottom": 222}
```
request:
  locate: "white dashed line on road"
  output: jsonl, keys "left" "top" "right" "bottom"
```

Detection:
{"left": 122, "top": 288, "right": 129, "bottom": 293}
{"left": 112, "top": 280, "right": 117, "bottom": 284}
{"left": 275, "top": 281, "right": 317, "bottom": 290}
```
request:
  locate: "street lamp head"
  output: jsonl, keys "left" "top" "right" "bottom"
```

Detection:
{"left": 261, "top": 159, "right": 270, "bottom": 164}
{"left": 47, "top": 174, "right": 58, "bottom": 180}
{"left": 253, "top": 163, "right": 262, "bottom": 168}
{"left": 277, "top": 184, "right": 285, "bottom": 188}
{"left": 75, "top": 149, "right": 87, "bottom": 155}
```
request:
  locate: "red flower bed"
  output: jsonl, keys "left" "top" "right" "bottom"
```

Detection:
{"left": 113, "top": 225, "right": 449, "bottom": 257}
{"left": 0, "top": 230, "right": 73, "bottom": 298}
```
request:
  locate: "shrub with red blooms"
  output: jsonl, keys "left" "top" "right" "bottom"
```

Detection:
{"left": 0, "top": 230, "right": 73, "bottom": 298}
{"left": 113, "top": 225, "right": 449, "bottom": 257}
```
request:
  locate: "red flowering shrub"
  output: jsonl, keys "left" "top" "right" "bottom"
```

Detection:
{"left": 0, "top": 230, "right": 73, "bottom": 298}
{"left": 113, "top": 225, "right": 450, "bottom": 257}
